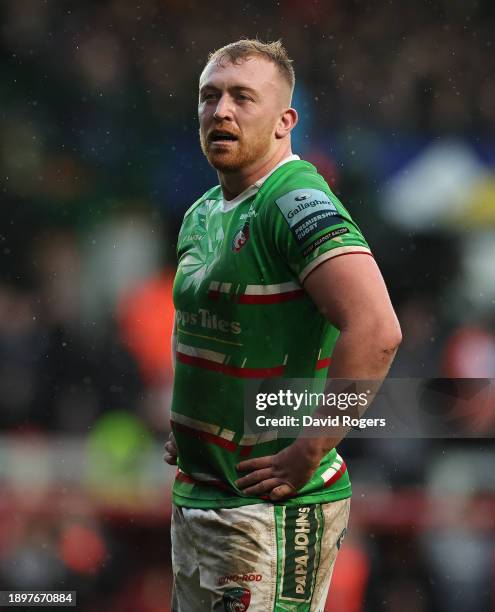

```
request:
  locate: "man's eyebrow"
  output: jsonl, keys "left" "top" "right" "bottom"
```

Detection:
{"left": 230, "top": 85, "right": 258, "bottom": 94}
{"left": 199, "top": 84, "right": 259, "bottom": 95}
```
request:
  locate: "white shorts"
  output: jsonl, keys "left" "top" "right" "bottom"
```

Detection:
{"left": 171, "top": 498, "right": 350, "bottom": 611}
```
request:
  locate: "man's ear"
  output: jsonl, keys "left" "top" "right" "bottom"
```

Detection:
{"left": 275, "top": 108, "right": 298, "bottom": 139}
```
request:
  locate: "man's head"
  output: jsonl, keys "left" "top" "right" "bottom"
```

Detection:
{"left": 198, "top": 39, "right": 298, "bottom": 173}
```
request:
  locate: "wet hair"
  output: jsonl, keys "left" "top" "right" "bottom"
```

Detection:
{"left": 206, "top": 39, "right": 295, "bottom": 97}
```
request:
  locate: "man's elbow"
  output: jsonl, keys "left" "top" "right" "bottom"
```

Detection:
{"left": 375, "top": 317, "right": 402, "bottom": 356}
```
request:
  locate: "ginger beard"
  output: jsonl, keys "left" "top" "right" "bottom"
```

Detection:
{"left": 199, "top": 120, "right": 275, "bottom": 173}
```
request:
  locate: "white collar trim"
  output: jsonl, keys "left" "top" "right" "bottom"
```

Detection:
{"left": 221, "top": 154, "right": 300, "bottom": 212}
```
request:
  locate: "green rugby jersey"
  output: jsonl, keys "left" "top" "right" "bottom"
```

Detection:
{"left": 171, "top": 155, "right": 371, "bottom": 508}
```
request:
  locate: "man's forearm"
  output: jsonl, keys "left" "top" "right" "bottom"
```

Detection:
{"left": 293, "top": 325, "right": 401, "bottom": 461}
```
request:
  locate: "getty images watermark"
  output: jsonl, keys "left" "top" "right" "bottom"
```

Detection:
{"left": 244, "top": 379, "right": 495, "bottom": 439}
{"left": 254, "top": 388, "right": 385, "bottom": 430}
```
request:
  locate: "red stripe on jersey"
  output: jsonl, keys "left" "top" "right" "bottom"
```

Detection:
{"left": 316, "top": 356, "right": 331, "bottom": 370}
{"left": 172, "top": 420, "right": 237, "bottom": 452}
{"left": 175, "top": 470, "right": 195, "bottom": 484}
{"left": 177, "top": 352, "right": 285, "bottom": 378}
{"left": 323, "top": 461, "right": 347, "bottom": 488}
{"left": 237, "top": 290, "right": 305, "bottom": 304}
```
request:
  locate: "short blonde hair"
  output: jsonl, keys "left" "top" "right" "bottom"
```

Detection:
{"left": 206, "top": 39, "right": 295, "bottom": 96}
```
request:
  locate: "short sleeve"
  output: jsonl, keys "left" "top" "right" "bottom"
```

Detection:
{"left": 271, "top": 186, "right": 372, "bottom": 282}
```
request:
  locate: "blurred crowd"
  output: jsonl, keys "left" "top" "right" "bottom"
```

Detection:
{"left": 1, "top": 1, "right": 495, "bottom": 610}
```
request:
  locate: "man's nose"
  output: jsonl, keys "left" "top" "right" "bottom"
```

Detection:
{"left": 213, "top": 94, "right": 233, "bottom": 121}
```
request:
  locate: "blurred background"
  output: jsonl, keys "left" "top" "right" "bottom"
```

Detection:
{"left": 0, "top": 0, "right": 494, "bottom": 610}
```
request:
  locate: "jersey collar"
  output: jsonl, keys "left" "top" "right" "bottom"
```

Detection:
{"left": 221, "top": 154, "right": 300, "bottom": 213}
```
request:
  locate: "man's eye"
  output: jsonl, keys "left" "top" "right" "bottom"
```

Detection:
{"left": 201, "top": 93, "right": 217, "bottom": 101}
{"left": 237, "top": 94, "right": 252, "bottom": 101}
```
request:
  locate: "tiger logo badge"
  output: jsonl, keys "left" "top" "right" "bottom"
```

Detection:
{"left": 223, "top": 586, "right": 251, "bottom": 611}
{"left": 232, "top": 223, "right": 250, "bottom": 253}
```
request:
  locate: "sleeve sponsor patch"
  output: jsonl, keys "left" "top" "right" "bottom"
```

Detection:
{"left": 275, "top": 188, "right": 343, "bottom": 245}
{"left": 302, "top": 227, "right": 349, "bottom": 257}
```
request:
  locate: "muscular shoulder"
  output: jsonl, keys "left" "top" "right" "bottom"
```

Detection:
{"left": 256, "top": 159, "right": 371, "bottom": 283}
{"left": 258, "top": 159, "right": 352, "bottom": 228}
{"left": 182, "top": 185, "right": 222, "bottom": 220}
{"left": 258, "top": 159, "right": 327, "bottom": 205}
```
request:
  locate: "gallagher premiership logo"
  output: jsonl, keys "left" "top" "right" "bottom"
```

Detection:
{"left": 223, "top": 586, "right": 251, "bottom": 611}
{"left": 232, "top": 223, "right": 250, "bottom": 253}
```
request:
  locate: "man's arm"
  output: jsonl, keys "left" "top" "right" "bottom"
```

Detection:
{"left": 235, "top": 254, "right": 402, "bottom": 500}
{"left": 164, "top": 315, "right": 178, "bottom": 465}
{"left": 171, "top": 313, "right": 177, "bottom": 373}
{"left": 305, "top": 253, "right": 401, "bottom": 380}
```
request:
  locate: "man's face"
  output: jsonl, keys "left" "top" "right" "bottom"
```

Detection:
{"left": 198, "top": 55, "right": 290, "bottom": 172}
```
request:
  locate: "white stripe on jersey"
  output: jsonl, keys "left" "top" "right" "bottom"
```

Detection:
{"left": 300, "top": 246, "right": 372, "bottom": 283}
{"left": 243, "top": 281, "right": 301, "bottom": 295}
{"left": 177, "top": 343, "right": 226, "bottom": 364}
{"left": 171, "top": 411, "right": 235, "bottom": 441}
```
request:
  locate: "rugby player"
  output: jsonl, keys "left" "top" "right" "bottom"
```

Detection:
{"left": 165, "top": 39, "right": 401, "bottom": 611}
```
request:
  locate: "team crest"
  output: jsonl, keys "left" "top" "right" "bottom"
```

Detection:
{"left": 232, "top": 223, "right": 250, "bottom": 253}
{"left": 223, "top": 586, "right": 251, "bottom": 611}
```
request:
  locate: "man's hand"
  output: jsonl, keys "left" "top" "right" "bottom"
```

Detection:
{"left": 163, "top": 431, "right": 178, "bottom": 465}
{"left": 235, "top": 439, "right": 322, "bottom": 501}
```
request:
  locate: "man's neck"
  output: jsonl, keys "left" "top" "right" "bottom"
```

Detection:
{"left": 219, "top": 145, "right": 293, "bottom": 201}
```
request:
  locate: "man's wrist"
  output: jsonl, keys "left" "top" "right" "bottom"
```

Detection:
{"left": 292, "top": 436, "right": 335, "bottom": 466}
